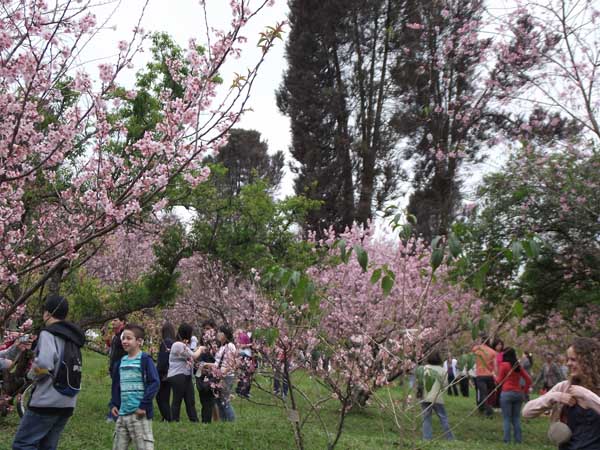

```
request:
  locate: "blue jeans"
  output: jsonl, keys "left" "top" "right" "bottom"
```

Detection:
{"left": 273, "top": 372, "right": 288, "bottom": 397}
{"left": 12, "top": 410, "right": 70, "bottom": 450}
{"left": 217, "top": 375, "right": 236, "bottom": 422}
{"left": 421, "top": 402, "right": 454, "bottom": 441}
{"left": 500, "top": 391, "right": 523, "bottom": 443}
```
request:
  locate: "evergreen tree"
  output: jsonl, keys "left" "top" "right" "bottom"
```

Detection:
{"left": 206, "top": 128, "right": 284, "bottom": 196}
{"left": 278, "top": 0, "right": 401, "bottom": 234}
{"left": 277, "top": 0, "right": 354, "bottom": 235}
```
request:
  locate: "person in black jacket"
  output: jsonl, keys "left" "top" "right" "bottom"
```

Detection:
{"left": 195, "top": 319, "right": 218, "bottom": 423}
{"left": 155, "top": 322, "right": 175, "bottom": 421}
{"left": 106, "top": 315, "right": 127, "bottom": 422}
{"left": 12, "top": 295, "right": 85, "bottom": 450}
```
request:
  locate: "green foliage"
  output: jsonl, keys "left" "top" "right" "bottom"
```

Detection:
{"left": 177, "top": 166, "right": 320, "bottom": 274}
{"left": 460, "top": 146, "right": 600, "bottom": 326}
{"left": 67, "top": 224, "right": 189, "bottom": 327}
{"left": 261, "top": 265, "right": 319, "bottom": 314}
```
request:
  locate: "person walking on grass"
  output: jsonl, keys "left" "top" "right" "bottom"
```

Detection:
{"left": 419, "top": 351, "right": 455, "bottom": 441}
{"left": 110, "top": 324, "right": 160, "bottom": 450}
{"left": 167, "top": 323, "right": 205, "bottom": 422}
{"left": 523, "top": 338, "right": 600, "bottom": 450}
{"left": 496, "top": 347, "right": 532, "bottom": 444}
{"left": 12, "top": 295, "right": 85, "bottom": 450}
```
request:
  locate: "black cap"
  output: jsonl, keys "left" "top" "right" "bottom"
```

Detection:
{"left": 45, "top": 295, "right": 68, "bottom": 320}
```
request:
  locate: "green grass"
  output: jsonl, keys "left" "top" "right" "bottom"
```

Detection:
{"left": 0, "top": 351, "right": 555, "bottom": 449}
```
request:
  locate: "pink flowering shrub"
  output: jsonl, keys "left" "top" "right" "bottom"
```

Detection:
{"left": 308, "top": 224, "right": 482, "bottom": 405}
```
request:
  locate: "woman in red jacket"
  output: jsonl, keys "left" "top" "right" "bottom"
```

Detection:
{"left": 496, "top": 347, "right": 531, "bottom": 444}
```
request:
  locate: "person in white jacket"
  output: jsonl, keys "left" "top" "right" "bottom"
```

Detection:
{"left": 523, "top": 338, "right": 600, "bottom": 449}
{"left": 419, "top": 351, "right": 455, "bottom": 441}
{"left": 443, "top": 356, "right": 459, "bottom": 396}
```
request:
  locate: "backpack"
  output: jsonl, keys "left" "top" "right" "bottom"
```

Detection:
{"left": 53, "top": 338, "right": 83, "bottom": 397}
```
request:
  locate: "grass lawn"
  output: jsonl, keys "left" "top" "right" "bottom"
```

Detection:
{"left": 0, "top": 350, "right": 556, "bottom": 449}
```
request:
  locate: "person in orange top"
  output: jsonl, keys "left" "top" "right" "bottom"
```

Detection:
{"left": 496, "top": 347, "right": 532, "bottom": 443}
{"left": 472, "top": 335, "right": 497, "bottom": 417}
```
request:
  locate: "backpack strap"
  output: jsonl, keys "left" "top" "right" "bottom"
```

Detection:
{"left": 218, "top": 345, "right": 229, "bottom": 370}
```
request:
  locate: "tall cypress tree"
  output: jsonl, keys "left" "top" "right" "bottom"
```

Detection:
{"left": 277, "top": 0, "right": 354, "bottom": 236}
{"left": 278, "top": 0, "right": 401, "bottom": 234}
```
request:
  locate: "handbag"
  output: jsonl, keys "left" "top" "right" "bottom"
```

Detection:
{"left": 548, "top": 401, "right": 572, "bottom": 445}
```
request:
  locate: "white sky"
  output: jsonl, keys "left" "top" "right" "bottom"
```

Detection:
{"left": 83, "top": 0, "right": 294, "bottom": 196}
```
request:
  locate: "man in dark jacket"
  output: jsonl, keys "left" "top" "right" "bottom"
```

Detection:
{"left": 107, "top": 315, "right": 127, "bottom": 421}
{"left": 109, "top": 316, "right": 127, "bottom": 375}
{"left": 12, "top": 295, "right": 85, "bottom": 450}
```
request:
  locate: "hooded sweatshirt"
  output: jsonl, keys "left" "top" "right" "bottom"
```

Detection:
{"left": 28, "top": 321, "right": 85, "bottom": 415}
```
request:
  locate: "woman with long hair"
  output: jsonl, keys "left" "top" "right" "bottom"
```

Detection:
{"left": 523, "top": 337, "right": 600, "bottom": 449}
{"left": 156, "top": 322, "right": 176, "bottom": 421}
{"left": 203, "top": 325, "right": 237, "bottom": 422}
{"left": 496, "top": 347, "right": 532, "bottom": 443}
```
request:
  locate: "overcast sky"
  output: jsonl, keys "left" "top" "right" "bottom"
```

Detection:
{"left": 80, "top": 0, "right": 536, "bottom": 207}
{"left": 84, "top": 0, "right": 294, "bottom": 195}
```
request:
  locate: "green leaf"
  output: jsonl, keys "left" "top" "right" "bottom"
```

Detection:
{"left": 471, "top": 325, "right": 478, "bottom": 341}
{"left": 472, "top": 262, "right": 489, "bottom": 292}
{"left": 511, "top": 241, "right": 523, "bottom": 262}
{"left": 336, "top": 239, "right": 348, "bottom": 263}
{"left": 290, "top": 271, "right": 301, "bottom": 287}
{"left": 424, "top": 372, "right": 435, "bottom": 392}
{"left": 448, "top": 233, "right": 461, "bottom": 258}
{"left": 291, "top": 276, "right": 309, "bottom": 305}
{"left": 478, "top": 317, "right": 487, "bottom": 331}
{"left": 400, "top": 223, "right": 412, "bottom": 240}
{"left": 354, "top": 245, "right": 368, "bottom": 272}
{"left": 446, "top": 301, "right": 453, "bottom": 314}
{"left": 381, "top": 275, "right": 394, "bottom": 296}
{"left": 430, "top": 247, "right": 444, "bottom": 272}
{"left": 513, "top": 300, "right": 524, "bottom": 318}
{"left": 370, "top": 268, "right": 382, "bottom": 284}
{"left": 529, "top": 239, "right": 541, "bottom": 260}
{"left": 431, "top": 235, "right": 442, "bottom": 249}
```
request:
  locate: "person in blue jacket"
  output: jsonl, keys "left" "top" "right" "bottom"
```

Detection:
{"left": 110, "top": 324, "right": 160, "bottom": 450}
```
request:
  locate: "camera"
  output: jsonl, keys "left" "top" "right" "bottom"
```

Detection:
{"left": 17, "top": 334, "right": 30, "bottom": 343}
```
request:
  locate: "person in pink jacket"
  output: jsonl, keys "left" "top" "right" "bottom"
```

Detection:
{"left": 522, "top": 337, "right": 600, "bottom": 450}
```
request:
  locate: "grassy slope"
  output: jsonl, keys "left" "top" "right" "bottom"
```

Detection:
{"left": 0, "top": 351, "right": 555, "bottom": 449}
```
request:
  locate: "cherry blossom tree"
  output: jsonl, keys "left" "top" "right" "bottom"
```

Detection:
{"left": 0, "top": 0, "right": 283, "bottom": 326}
{"left": 493, "top": 0, "right": 600, "bottom": 142}
{"left": 308, "top": 225, "right": 481, "bottom": 409}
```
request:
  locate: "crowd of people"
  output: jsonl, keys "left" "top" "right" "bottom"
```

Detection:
{"left": 2, "top": 293, "right": 600, "bottom": 449}
{"left": 105, "top": 316, "right": 256, "bottom": 428}
{"left": 419, "top": 334, "right": 600, "bottom": 448}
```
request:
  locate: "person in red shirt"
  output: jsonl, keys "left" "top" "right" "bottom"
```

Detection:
{"left": 496, "top": 347, "right": 531, "bottom": 444}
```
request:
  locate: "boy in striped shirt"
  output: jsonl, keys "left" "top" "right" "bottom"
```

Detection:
{"left": 110, "top": 324, "right": 160, "bottom": 450}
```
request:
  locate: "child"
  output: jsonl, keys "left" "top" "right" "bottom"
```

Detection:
{"left": 110, "top": 324, "right": 160, "bottom": 450}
